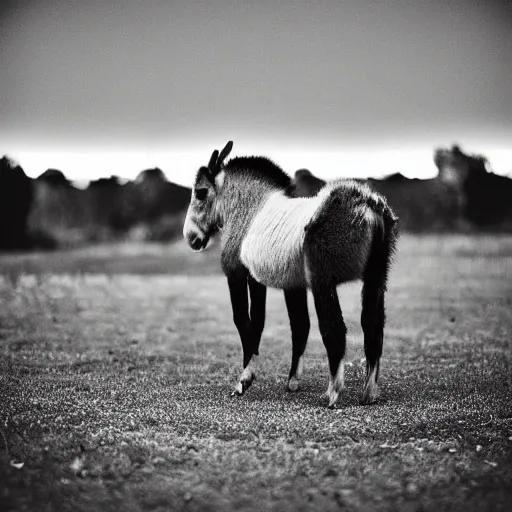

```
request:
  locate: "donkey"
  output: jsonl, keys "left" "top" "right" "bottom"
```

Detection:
{"left": 183, "top": 141, "right": 399, "bottom": 408}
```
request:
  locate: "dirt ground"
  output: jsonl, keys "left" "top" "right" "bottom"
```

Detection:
{"left": 1, "top": 235, "right": 511, "bottom": 511}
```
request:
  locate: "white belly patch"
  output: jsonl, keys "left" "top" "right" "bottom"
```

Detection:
{"left": 240, "top": 191, "right": 326, "bottom": 289}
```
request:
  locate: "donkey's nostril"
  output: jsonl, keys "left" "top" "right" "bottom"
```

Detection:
{"left": 189, "top": 235, "right": 204, "bottom": 251}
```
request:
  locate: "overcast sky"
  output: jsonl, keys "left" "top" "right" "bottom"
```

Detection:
{"left": 1, "top": 0, "right": 511, "bottom": 185}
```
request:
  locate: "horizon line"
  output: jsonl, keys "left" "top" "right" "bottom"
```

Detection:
{"left": 2, "top": 143, "right": 512, "bottom": 188}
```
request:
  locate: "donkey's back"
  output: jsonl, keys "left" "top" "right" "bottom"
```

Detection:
{"left": 240, "top": 179, "right": 392, "bottom": 290}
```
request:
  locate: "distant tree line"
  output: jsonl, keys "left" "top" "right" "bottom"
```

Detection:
{"left": 0, "top": 158, "right": 190, "bottom": 250}
{"left": 290, "top": 145, "right": 512, "bottom": 232}
{"left": 1, "top": 145, "right": 511, "bottom": 251}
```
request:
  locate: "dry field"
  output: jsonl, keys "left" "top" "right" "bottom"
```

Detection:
{"left": 1, "top": 235, "right": 511, "bottom": 511}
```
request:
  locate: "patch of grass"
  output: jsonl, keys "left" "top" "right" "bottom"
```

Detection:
{"left": 1, "top": 235, "right": 512, "bottom": 511}
{"left": 0, "top": 240, "right": 223, "bottom": 277}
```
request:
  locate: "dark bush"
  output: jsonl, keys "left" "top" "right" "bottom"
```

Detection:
{"left": 0, "top": 156, "right": 34, "bottom": 250}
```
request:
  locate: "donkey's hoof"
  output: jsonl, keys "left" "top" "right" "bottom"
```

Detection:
{"left": 232, "top": 375, "right": 255, "bottom": 396}
{"left": 231, "top": 382, "right": 244, "bottom": 396}
{"left": 360, "top": 386, "right": 380, "bottom": 405}
{"left": 326, "top": 384, "right": 343, "bottom": 408}
{"left": 287, "top": 377, "right": 299, "bottom": 392}
{"left": 360, "top": 395, "right": 378, "bottom": 405}
{"left": 327, "top": 394, "right": 339, "bottom": 408}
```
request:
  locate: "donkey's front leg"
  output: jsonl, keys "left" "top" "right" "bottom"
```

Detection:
{"left": 227, "top": 273, "right": 258, "bottom": 396}
{"left": 238, "top": 276, "right": 267, "bottom": 392}
{"left": 248, "top": 274, "right": 266, "bottom": 359}
{"left": 284, "top": 288, "right": 310, "bottom": 392}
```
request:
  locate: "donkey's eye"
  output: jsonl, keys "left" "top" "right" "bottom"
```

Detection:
{"left": 195, "top": 188, "right": 208, "bottom": 201}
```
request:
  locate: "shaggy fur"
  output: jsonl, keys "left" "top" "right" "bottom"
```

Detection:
{"left": 183, "top": 142, "right": 399, "bottom": 407}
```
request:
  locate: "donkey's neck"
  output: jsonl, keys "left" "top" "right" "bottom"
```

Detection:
{"left": 217, "top": 175, "right": 281, "bottom": 257}
{"left": 220, "top": 178, "right": 275, "bottom": 228}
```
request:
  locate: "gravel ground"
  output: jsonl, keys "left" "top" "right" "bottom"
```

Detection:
{"left": 1, "top": 235, "right": 511, "bottom": 511}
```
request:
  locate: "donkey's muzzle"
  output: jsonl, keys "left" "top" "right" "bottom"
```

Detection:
{"left": 187, "top": 233, "right": 208, "bottom": 252}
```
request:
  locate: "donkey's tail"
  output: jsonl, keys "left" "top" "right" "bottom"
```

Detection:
{"left": 364, "top": 204, "right": 399, "bottom": 290}
{"left": 359, "top": 198, "right": 398, "bottom": 404}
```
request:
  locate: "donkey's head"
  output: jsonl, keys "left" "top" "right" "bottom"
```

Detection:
{"left": 183, "top": 141, "right": 233, "bottom": 251}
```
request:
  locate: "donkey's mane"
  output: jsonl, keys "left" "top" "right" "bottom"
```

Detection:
{"left": 225, "top": 156, "right": 292, "bottom": 190}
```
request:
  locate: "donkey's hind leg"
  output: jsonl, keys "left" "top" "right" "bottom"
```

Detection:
{"left": 284, "top": 288, "right": 310, "bottom": 392}
{"left": 311, "top": 284, "right": 347, "bottom": 408}
{"left": 360, "top": 281, "right": 385, "bottom": 404}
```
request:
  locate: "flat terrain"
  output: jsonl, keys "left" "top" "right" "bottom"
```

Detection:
{"left": 1, "top": 235, "right": 511, "bottom": 511}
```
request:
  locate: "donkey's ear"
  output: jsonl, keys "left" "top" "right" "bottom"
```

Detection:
{"left": 217, "top": 141, "right": 233, "bottom": 168}
{"left": 208, "top": 149, "right": 219, "bottom": 172}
